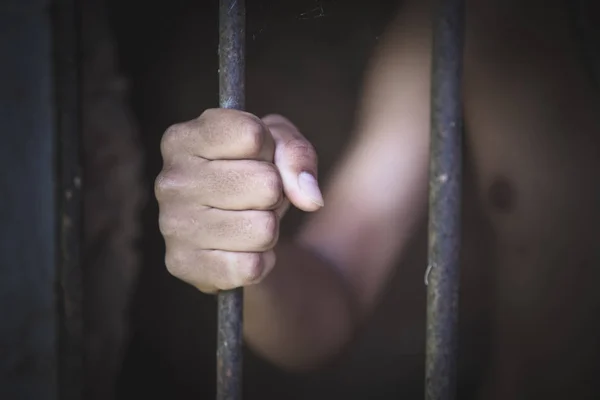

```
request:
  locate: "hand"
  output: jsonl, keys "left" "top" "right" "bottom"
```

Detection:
{"left": 155, "top": 109, "right": 323, "bottom": 293}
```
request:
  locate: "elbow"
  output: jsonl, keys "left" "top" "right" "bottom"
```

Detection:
{"left": 242, "top": 240, "right": 362, "bottom": 372}
{"left": 245, "top": 322, "right": 356, "bottom": 374}
{"left": 244, "top": 294, "right": 358, "bottom": 373}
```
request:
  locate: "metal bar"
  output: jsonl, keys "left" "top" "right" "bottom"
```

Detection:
{"left": 0, "top": 0, "right": 61, "bottom": 398}
{"left": 52, "top": 0, "right": 84, "bottom": 398}
{"left": 425, "top": 0, "right": 465, "bottom": 399}
{"left": 216, "top": 1, "right": 246, "bottom": 399}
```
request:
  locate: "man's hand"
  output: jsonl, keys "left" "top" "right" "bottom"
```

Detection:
{"left": 155, "top": 109, "right": 323, "bottom": 293}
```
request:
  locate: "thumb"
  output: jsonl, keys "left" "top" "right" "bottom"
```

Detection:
{"left": 262, "top": 114, "right": 324, "bottom": 212}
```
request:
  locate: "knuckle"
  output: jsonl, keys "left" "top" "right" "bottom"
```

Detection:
{"left": 285, "top": 138, "right": 317, "bottom": 163}
{"left": 160, "top": 123, "right": 186, "bottom": 156}
{"left": 198, "top": 108, "right": 217, "bottom": 120}
{"left": 255, "top": 211, "right": 279, "bottom": 249}
{"left": 238, "top": 253, "right": 265, "bottom": 284}
{"left": 196, "top": 108, "right": 218, "bottom": 129}
{"left": 154, "top": 167, "right": 186, "bottom": 200}
{"left": 164, "top": 249, "right": 189, "bottom": 279}
{"left": 165, "top": 248, "right": 215, "bottom": 292}
{"left": 158, "top": 209, "right": 182, "bottom": 238}
{"left": 238, "top": 114, "right": 266, "bottom": 156}
{"left": 258, "top": 163, "right": 283, "bottom": 207}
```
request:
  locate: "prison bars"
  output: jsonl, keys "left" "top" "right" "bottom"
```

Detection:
{"left": 425, "top": 1, "right": 465, "bottom": 400}
{"left": 217, "top": 0, "right": 466, "bottom": 399}
{"left": 47, "top": 0, "right": 465, "bottom": 398}
{"left": 217, "top": 1, "right": 246, "bottom": 400}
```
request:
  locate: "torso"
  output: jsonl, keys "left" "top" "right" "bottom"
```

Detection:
{"left": 461, "top": 1, "right": 600, "bottom": 397}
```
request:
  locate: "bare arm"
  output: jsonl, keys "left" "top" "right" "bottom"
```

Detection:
{"left": 243, "top": 1, "right": 433, "bottom": 370}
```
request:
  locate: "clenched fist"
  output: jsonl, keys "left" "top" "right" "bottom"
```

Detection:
{"left": 155, "top": 109, "right": 323, "bottom": 293}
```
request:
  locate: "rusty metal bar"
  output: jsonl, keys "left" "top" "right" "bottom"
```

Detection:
{"left": 216, "top": 1, "right": 246, "bottom": 399}
{"left": 52, "top": 0, "right": 84, "bottom": 398}
{"left": 425, "top": 0, "right": 465, "bottom": 399}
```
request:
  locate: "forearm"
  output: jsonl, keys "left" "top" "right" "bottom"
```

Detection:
{"left": 243, "top": 0, "right": 433, "bottom": 372}
{"left": 243, "top": 239, "right": 357, "bottom": 371}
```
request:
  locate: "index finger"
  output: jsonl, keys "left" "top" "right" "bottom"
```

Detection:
{"left": 160, "top": 108, "right": 275, "bottom": 163}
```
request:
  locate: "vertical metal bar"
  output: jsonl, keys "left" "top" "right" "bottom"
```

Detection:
{"left": 52, "top": 0, "right": 84, "bottom": 398}
{"left": 0, "top": 0, "right": 60, "bottom": 398}
{"left": 217, "top": 1, "right": 245, "bottom": 400}
{"left": 425, "top": 0, "right": 465, "bottom": 399}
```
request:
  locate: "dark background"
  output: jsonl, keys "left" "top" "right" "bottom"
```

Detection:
{"left": 103, "top": 1, "right": 442, "bottom": 399}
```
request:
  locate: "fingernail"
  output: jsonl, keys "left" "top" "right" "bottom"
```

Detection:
{"left": 298, "top": 172, "right": 324, "bottom": 207}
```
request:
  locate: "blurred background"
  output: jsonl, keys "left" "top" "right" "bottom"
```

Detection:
{"left": 103, "top": 1, "right": 438, "bottom": 399}
{"left": 6, "top": 0, "right": 600, "bottom": 399}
